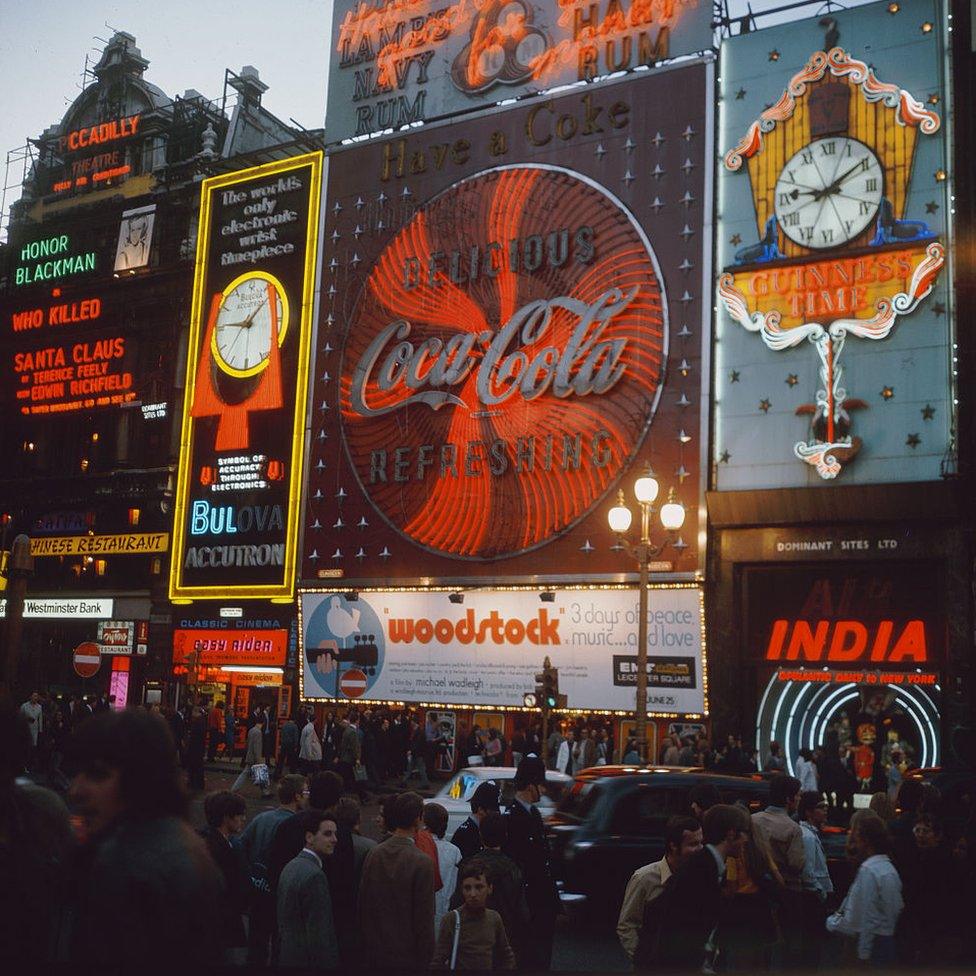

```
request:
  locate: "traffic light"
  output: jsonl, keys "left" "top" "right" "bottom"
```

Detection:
{"left": 542, "top": 665, "right": 558, "bottom": 709}
{"left": 533, "top": 657, "right": 567, "bottom": 712}
{"left": 534, "top": 670, "right": 546, "bottom": 707}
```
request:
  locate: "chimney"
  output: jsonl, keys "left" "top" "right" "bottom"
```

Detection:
{"left": 229, "top": 66, "right": 269, "bottom": 108}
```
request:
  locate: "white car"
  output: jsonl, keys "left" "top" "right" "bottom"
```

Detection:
{"left": 425, "top": 766, "right": 574, "bottom": 839}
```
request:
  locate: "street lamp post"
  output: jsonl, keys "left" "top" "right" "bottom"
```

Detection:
{"left": 607, "top": 466, "right": 685, "bottom": 762}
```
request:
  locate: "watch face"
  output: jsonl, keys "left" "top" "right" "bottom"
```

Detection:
{"left": 212, "top": 272, "right": 289, "bottom": 378}
{"left": 774, "top": 137, "right": 883, "bottom": 249}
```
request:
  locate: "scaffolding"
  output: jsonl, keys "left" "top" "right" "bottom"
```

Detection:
{"left": 0, "top": 143, "right": 35, "bottom": 243}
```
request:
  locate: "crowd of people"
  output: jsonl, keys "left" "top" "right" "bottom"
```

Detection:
{"left": 616, "top": 773, "right": 973, "bottom": 970}
{"left": 5, "top": 688, "right": 975, "bottom": 972}
{"left": 2, "top": 699, "right": 562, "bottom": 971}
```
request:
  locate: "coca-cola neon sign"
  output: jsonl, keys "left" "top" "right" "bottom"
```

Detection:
{"left": 350, "top": 288, "right": 634, "bottom": 416}
{"left": 339, "top": 164, "right": 666, "bottom": 560}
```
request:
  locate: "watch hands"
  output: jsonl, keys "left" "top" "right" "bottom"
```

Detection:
{"left": 241, "top": 302, "right": 264, "bottom": 328}
{"left": 814, "top": 157, "right": 870, "bottom": 202}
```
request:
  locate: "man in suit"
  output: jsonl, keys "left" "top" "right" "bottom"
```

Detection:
{"left": 649, "top": 803, "right": 750, "bottom": 970}
{"left": 504, "top": 756, "right": 560, "bottom": 970}
{"left": 358, "top": 791, "right": 436, "bottom": 970}
{"left": 276, "top": 809, "right": 339, "bottom": 968}
{"left": 451, "top": 781, "right": 501, "bottom": 860}
{"left": 338, "top": 710, "right": 366, "bottom": 799}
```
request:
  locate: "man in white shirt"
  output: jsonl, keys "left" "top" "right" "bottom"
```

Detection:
{"left": 20, "top": 691, "right": 43, "bottom": 766}
{"left": 616, "top": 815, "right": 703, "bottom": 959}
{"left": 798, "top": 791, "right": 834, "bottom": 967}
{"left": 20, "top": 691, "right": 43, "bottom": 743}
{"left": 826, "top": 811, "right": 903, "bottom": 964}
{"left": 422, "top": 802, "right": 462, "bottom": 931}
{"left": 795, "top": 748, "right": 819, "bottom": 792}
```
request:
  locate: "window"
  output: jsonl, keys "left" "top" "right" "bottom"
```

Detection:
{"left": 720, "top": 787, "right": 767, "bottom": 814}
{"left": 557, "top": 782, "right": 603, "bottom": 822}
{"left": 448, "top": 772, "right": 484, "bottom": 801}
{"left": 610, "top": 785, "right": 687, "bottom": 837}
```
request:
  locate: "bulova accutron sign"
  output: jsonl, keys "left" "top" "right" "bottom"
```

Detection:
{"left": 715, "top": 0, "right": 952, "bottom": 487}
{"left": 170, "top": 154, "right": 322, "bottom": 600}
{"left": 305, "top": 63, "right": 712, "bottom": 583}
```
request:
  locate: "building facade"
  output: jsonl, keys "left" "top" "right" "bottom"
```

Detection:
{"left": 0, "top": 32, "right": 319, "bottom": 712}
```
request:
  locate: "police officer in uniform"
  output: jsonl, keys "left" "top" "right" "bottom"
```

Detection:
{"left": 450, "top": 781, "right": 501, "bottom": 860}
{"left": 504, "top": 756, "right": 560, "bottom": 970}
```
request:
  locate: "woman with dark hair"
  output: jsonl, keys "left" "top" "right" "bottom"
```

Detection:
{"left": 61, "top": 709, "right": 222, "bottom": 965}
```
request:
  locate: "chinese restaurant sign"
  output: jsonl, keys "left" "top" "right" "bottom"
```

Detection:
{"left": 169, "top": 153, "right": 322, "bottom": 601}
{"left": 326, "top": 0, "right": 713, "bottom": 141}
{"left": 714, "top": 0, "right": 951, "bottom": 487}
{"left": 30, "top": 533, "right": 168, "bottom": 557}
{"left": 304, "top": 63, "right": 711, "bottom": 583}
{"left": 300, "top": 586, "right": 705, "bottom": 713}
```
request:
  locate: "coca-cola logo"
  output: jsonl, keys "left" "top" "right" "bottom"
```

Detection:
{"left": 339, "top": 165, "right": 667, "bottom": 560}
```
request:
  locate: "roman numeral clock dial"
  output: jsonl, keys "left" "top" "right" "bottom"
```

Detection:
{"left": 774, "top": 137, "right": 883, "bottom": 249}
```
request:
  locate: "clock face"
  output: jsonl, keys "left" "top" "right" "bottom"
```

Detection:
{"left": 774, "top": 137, "right": 884, "bottom": 250}
{"left": 212, "top": 272, "right": 289, "bottom": 378}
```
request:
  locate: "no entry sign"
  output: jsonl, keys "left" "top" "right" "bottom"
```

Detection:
{"left": 339, "top": 668, "right": 367, "bottom": 699}
{"left": 73, "top": 641, "right": 101, "bottom": 678}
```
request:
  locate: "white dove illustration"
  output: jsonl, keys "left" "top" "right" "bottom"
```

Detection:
{"left": 327, "top": 596, "right": 361, "bottom": 648}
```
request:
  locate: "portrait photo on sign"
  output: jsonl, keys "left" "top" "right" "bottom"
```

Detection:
{"left": 114, "top": 204, "right": 156, "bottom": 272}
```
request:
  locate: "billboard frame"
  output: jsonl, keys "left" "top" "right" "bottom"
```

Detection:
{"left": 169, "top": 152, "right": 323, "bottom": 602}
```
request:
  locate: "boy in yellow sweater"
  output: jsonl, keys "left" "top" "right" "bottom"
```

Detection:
{"left": 432, "top": 859, "right": 516, "bottom": 970}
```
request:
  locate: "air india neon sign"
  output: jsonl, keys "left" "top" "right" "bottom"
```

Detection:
{"left": 765, "top": 618, "right": 927, "bottom": 664}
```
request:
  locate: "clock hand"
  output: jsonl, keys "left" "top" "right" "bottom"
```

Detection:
{"left": 241, "top": 303, "right": 264, "bottom": 328}
{"left": 224, "top": 326, "right": 249, "bottom": 359}
{"left": 831, "top": 157, "right": 870, "bottom": 189}
{"left": 817, "top": 157, "right": 871, "bottom": 201}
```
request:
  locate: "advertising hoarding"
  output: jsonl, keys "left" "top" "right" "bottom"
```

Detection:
{"left": 746, "top": 562, "right": 943, "bottom": 779}
{"left": 5, "top": 223, "right": 148, "bottom": 418}
{"left": 300, "top": 586, "right": 706, "bottom": 715}
{"left": 305, "top": 63, "right": 712, "bottom": 585}
{"left": 97, "top": 620, "right": 135, "bottom": 655}
{"left": 169, "top": 153, "right": 323, "bottom": 601}
{"left": 172, "top": 628, "right": 288, "bottom": 667}
{"left": 714, "top": 0, "right": 951, "bottom": 488}
{"left": 326, "top": 0, "right": 713, "bottom": 142}
{"left": 47, "top": 112, "right": 143, "bottom": 198}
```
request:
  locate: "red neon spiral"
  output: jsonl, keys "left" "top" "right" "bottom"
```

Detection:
{"left": 339, "top": 166, "right": 665, "bottom": 560}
